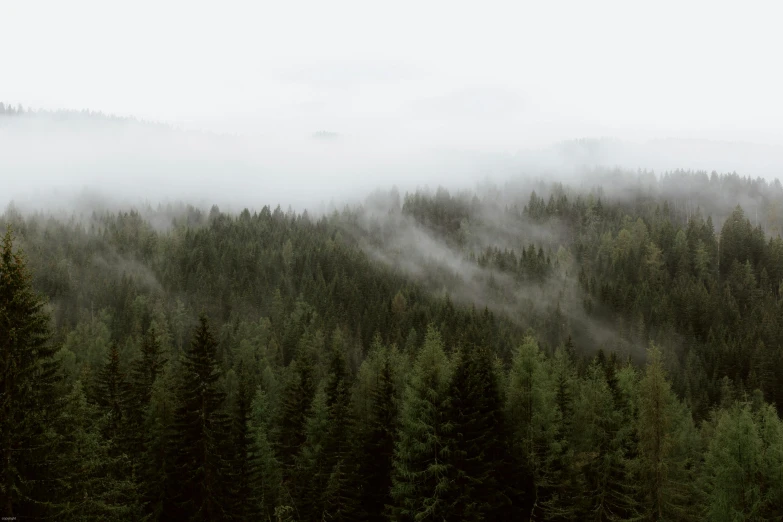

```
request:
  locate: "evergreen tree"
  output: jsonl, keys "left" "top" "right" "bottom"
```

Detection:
{"left": 506, "top": 335, "right": 557, "bottom": 518}
{"left": 140, "top": 362, "right": 177, "bottom": 520}
{"left": 55, "top": 380, "right": 144, "bottom": 521}
{"left": 93, "top": 343, "right": 132, "bottom": 450}
{"left": 276, "top": 340, "right": 317, "bottom": 473}
{"left": 228, "top": 361, "right": 261, "bottom": 520}
{"left": 320, "top": 330, "right": 360, "bottom": 520}
{"left": 250, "top": 386, "right": 284, "bottom": 521}
{"left": 636, "top": 344, "right": 699, "bottom": 520}
{"left": 539, "top": 344, "right": 582, "bottom": 520}
{"left": 443, "top": 344, "right": 512, "bottom": 520}
{"left": 0, "top": 227, "right": 63, "bottom": 518}
{"left": 389, "top": 324, "right": 452, "bottom": 521}
{"left": 357, "top": 351, "right": 398, "bottom": 521}
{"left": 577, "top": 361, "right": 640, "bottom": 521}
{"left": 294, "top": 387, "right": 330, "bottom": 520}
{"left": 126, "top": 327, "right": 168, "bottom": 488}
{"left": 164, "top": 314, "right": 234, "bottom": 521}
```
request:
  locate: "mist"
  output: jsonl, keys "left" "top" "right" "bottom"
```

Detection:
{"left": 3, "top": 109, "right": 783, "bottom": 221}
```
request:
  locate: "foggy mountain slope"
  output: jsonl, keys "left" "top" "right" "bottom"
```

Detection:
{"left": 4, "top": 103, "right": 783, "bottom": 221}
{"left": 0, "top": 104, "right": 518, "bottom": 214}
{"left": 4, "top": 158, "right": 783, "bottom": 520}
{"left": 5, "top": 0, "right": 783, "bottom": 517}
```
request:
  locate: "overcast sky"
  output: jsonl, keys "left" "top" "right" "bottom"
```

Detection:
{"left": 3, "top": 0, "right": 783, "bottom": 214}
{"left": 4, "top": 0, "right": 782, "bottom": 150}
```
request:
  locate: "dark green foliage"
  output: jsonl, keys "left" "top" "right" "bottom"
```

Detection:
{"left": 165, "top": 314, "right": 234, "bottom": 521}
{"left": 276, "top": 343, "right": 317, "bottom": 472}
{"left": 389, "top": 325, "right": 452, "bottom": 521}
{"left": 0, "top": 227, "right": 62, "bottom": 518}
{"left": 442, "top": 344, "right": 513, "bottom": 520}
{"left": 2, "top": 167, "right": 783, "bottom": 519}
{"left": 227, "top": 361, "right": 262, "bottom": 520}
{"left": 93, "top": 344, "right": 132, "bottom": 451}
{"left": 357, "top": 353, "right": 398, "bottom": 521}
{"left": 55, "top": 380, "right": 145, "bottom": 521}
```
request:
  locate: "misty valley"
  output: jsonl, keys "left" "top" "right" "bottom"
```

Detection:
{"left": 2, "top": 106, "right": 783, "bottom": 521}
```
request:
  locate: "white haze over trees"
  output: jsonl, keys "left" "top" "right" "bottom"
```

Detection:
{"left": 2, "top": 0, "right": 783, "bottom": 215}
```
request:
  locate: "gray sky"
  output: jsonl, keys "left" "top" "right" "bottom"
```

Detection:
{"left": 3, "top": 0, "right": 783, "bottom": 213}
{"left": 4, "top": 0, "right": 782, "bottom": 148}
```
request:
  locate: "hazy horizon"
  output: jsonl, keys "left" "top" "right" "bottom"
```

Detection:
{"left": 3, "top": 0, "right": 783, "bottom": 213}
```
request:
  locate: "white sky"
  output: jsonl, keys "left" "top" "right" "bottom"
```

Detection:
{"left": 3, "top": 0, "right": 782, "bottom": 150}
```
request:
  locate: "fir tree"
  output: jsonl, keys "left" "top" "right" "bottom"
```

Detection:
{"left": 55, "top": 380, "right": 144, "bottom": 521}
{"left": 228, "top": 361, "right": 261, "bottom": 520}
{"left": 250, "top": 386, "right": 284, "bottom": 521}
{"left": 0, "top": 227, "right": 63, "bottom": 518}
{"left": 389, "top": 324, "right": 452, "bottom": 521}
{"left": 636, "top": 344, "right": 699, "bottom": 520}
{"left": 357, "top": 352, "right": 398, "bottom": 521}
{"left": 506, "top": 335, "right": 559, "bottom": 516}
{"left": 93, "top": 343, "right": 132, "bottom": 451}
{"left": 165, "top": 314, "right": 234, "bottom": 521}
{"left": 443, "top": 344, "right": 513, "bottom": 520}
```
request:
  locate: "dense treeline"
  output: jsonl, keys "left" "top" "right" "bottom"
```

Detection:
{"left": 2, "top": 168, "right": 783, "bottom": 520}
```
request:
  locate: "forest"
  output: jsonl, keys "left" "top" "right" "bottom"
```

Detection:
{"left": 2, "top": 165, "right": 783, "bottom": 521}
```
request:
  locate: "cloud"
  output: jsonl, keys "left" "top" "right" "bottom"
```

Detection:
{"left": 408, "top": 87, "right": 525, "bottom": 123}
{"left": 279, "top": 59, "right": 425, "bottom": 89}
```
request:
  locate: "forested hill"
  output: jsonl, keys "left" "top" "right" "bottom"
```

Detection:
{"left": 2, "top": 168, "right": 783, "bottom": 520}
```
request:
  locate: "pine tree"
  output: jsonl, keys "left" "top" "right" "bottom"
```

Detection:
{"left": 357, "top": 352, "right": 398, "bottom": 521}
{"left": 228, "top": 361, "right": 261, "bottom": 520}
{"left": 140, "top": 362, "right": 177, "bottom": 520}
{"left": 276, "top": 342, "right": 317, "bottom": 473}
{"left": 294, "top": 387, "right": 330, "bottom": 520}
{"left": 443, "top": 344, "right": 513, "bottom": 520}
{"left": 320, "top": 331, "right": 360, "bottom": 520}
{"left": 578, "top": 361, "right": 640, "bottom": 521}
{"left": 636, "top": 344, "right": 699, "bottom": 520}
{"left": 164, "top": 314, "right": 234, "bottom": 521}
{"left": 389, "top": 324, "right": 452, "bottom": 521}
{"left": 55, "top": 380, "right": 144, "bottom": 521}
{"left": 127, "top": 327, "right": 168, "bottom": 497}
{"left": 701, "top": 402, "right": 764, "bottom": 520}
{"left": 539, "top": 344, "right": 582, "bottom": 520}
{"left": 93, "top": 343, "right": 132, "bottom": 450}
{"left": 131, "top": 328, "right": 168, "bottom": 406}
{"left": 250, "top": 386, "right": 284, "bottom": 521}
{"left": 0, "top": 227, "right": 63, "bottom": 518}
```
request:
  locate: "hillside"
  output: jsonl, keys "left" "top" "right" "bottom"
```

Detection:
{"left": 2, "top": 167, "right": 783, "bottom": 519}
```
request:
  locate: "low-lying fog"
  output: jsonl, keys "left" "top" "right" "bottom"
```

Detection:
{"left": 3, "top": 1, "right": 782, "bottom": 215}
{"left": 3, "top": 111, "right": 783, "bottom": 216}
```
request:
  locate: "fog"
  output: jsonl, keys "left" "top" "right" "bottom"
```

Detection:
{"left": 3, "top": 0, "right": 782, "bottom": 215}
{"left": 3, "top": 111, "right": 783, "bottom": 218}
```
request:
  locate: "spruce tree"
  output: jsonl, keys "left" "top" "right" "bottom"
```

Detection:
{"left": 0, "top": 227, "right": 63, "bottom": 518}
{"left": 276, "top": 341, "right": 317, "bottom": 473}
{"left": 539, "top": 344, "right": 582, "bottom": 520}
{"left": 250, "top": 386, "right": 284, "bottom": 521}
{"left": 443, "top": 344, "right": 512, "bottom": 520}
{"left": 701, "top": 402, "right": 763, "bottom": 521}
{"left": 93, "top": 343, "right": 132, "bottom": 451}
{"left": 505, "top": 335, "right": 558, "bottom": 516}
{"left": 55, "top": 380, "right": 144, "bottom": 521}
{"left": 127, "top": 327, "right": 168, "bottom": 503}
{"left": 357, "top": 352, "right": 398, "bottom": 521}
{"left": 140, "top": 362, "right": 177, "bottom": 520}
{"left": 228, "top": 361, "right": 261, "bottom": 520}
{"left": 636, "top": 344, "right": 699, "bottom": 520}
{"left": 294, "top": 387, "right": 330, "bottom": 520}
{"left": 321, "top": 330, "right": 359, "bottom": 519}
{"left": 165, "top": 314, "right": 234, "bottom": 521}
{"left": 389, "top": 324, "right": 452, "bottom": 521}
